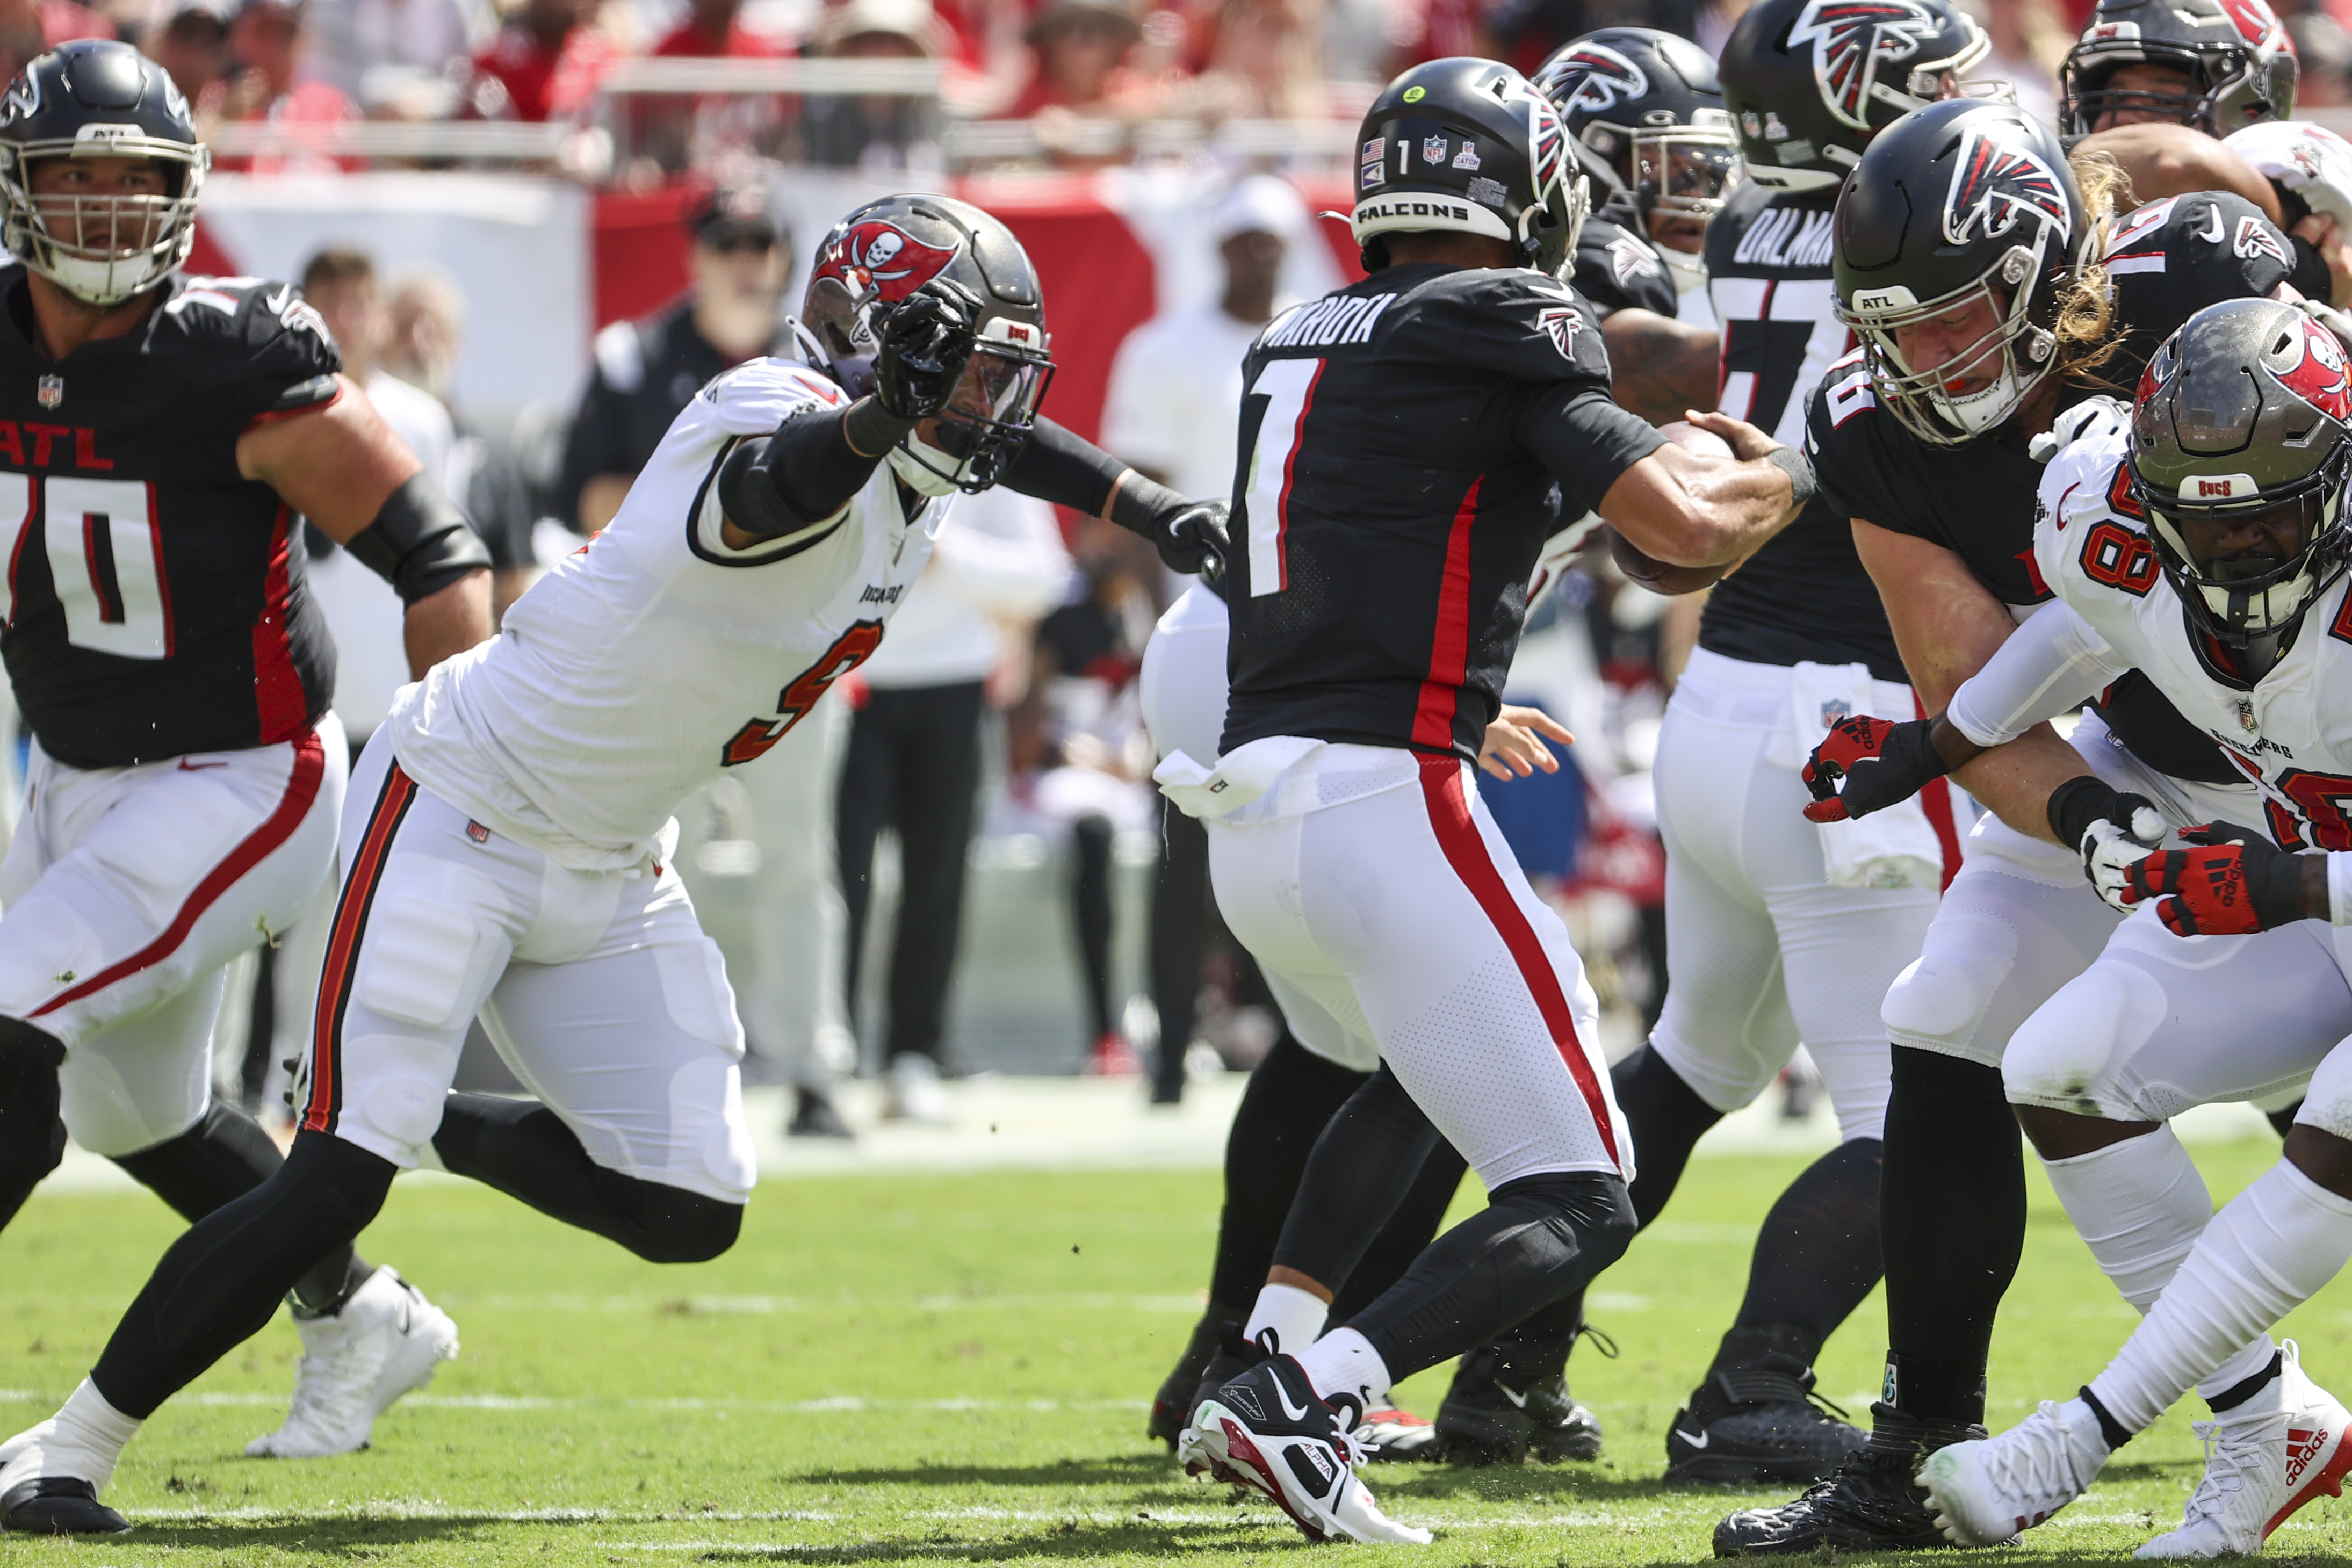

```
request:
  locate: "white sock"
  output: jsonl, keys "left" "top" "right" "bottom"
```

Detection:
{"left": 1294, "top": 1327, "right": 1392, "bottom": 1412}
{"left": 2037, "top": 1130, "right": 2277, "bottom": 1407}
{"left": 2041, "top": 1129, "right": 2210, "bottom": 1312}
{"left": 0, "top": 1381, "right": 140, "bottom": 1493}
{"left": 2090, "top": 1161, "right": 2352, "bottom": 1435}
{"left": 1242, "top": 1283, "right": 1327, "bottom": 1357}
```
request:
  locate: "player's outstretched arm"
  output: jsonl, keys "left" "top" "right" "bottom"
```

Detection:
{"left": 1002, "top": 417, "right": 1228, "bottom": 579}
{"left": 239, "top": 373, "right": 492, "bottom": 677}
{"left": 1587, "top": 408, "right": 1809, "bottom": 573}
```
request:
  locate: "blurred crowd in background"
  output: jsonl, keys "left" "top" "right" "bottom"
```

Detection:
{"left": 31, "top": 0, "right": 2352, "bottom": 176}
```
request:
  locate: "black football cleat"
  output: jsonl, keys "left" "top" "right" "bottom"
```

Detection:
{"left": 1665, "top": 1353, "right": 1867, "bottom": 1486}
{"left": 1712, "top": 1404, "right": 1980, "bottom": 1556}
{"left": 1178, "top": 1327, "right": 1272, "bottom": 1474}
{"left": 1, "top": 1477, "right": 131, "bottom": 1535}
{"left": 1149, "top": 1309, "right": 1241, "bottom": 1449}
{"left": 1436, "top": 1339, "right": 1605, "bottom": 1465}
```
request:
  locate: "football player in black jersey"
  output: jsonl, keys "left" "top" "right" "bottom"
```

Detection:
{"left": 1450, "top": 0, "right": 1987, "bottom": 1494}
{"left": 1538, "top": 28, "right": 1734, "bottom": 424}
{"left": 1718, "top": 98, "right": 2334, "bottom": 1556}
{"left": 1169, "top": 56, "right": 1815, "bottom": 1544}
{"left": 0, "top": 40, "right": 492, "bottom": 1492}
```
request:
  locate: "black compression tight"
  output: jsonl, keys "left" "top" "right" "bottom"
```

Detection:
{"left": 0, "top": 1020, "right": 66, "bottom": 1232}
{"left": 111, "top": 1102, "right": 374, "bottom": 1314}
{"left": 1268, "top": 1065, "right": 1444, "bottom": 1292}
{"left": 1349, "top": 1171, "right": 1637, "bottom": 1382}
{"left": 93, "top": 1130, "right": 398, "bottom": 1418}
{"left": 431, "top": 1093, "right": 742, "bottom": 1264}
{"left": 1879, "top": 1046, "right": 2024, "bottom": 1425}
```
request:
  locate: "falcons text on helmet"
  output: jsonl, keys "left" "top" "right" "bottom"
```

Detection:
{"left": 1788, "top": 0, "right": 1946, "bottom": 130}
{"left": 1537, "top": 43, "right": 1650, "bottom": 115}
{"left": 1941, "top": 127, "right": 2070, "bottom": 244}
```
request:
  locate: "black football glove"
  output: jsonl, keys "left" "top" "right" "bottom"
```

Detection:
{"left": 2122, "top": 821, "right": 2311, "bottom": 936}
{"left": 1152, "top": 499, "right": 1230, "bottom": 581}
{"left": 874, "top": 277, "right": 982, "bottom": 422}
{"left": 2045, "top": 775, "right": 2167, "bottom": 914}
{"left": 1801, "top": 716, "right": 1948, "bottom": 822}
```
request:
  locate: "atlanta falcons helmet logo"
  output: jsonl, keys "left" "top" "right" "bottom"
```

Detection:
{"left": 1534, "top": 42, "right": 1649, "bottom": 116}
{"left": 1942, "top": 127, "right": 2070, "bottom": 244}
{"left": 1788, "top": 0, "right": 1945, "bottom": 131}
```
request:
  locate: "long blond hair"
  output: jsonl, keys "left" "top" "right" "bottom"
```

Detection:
{"left": 2053, "top": 148, "right": 2136, "bottom": 387}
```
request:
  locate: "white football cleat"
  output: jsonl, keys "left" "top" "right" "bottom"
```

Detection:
{"left": 245, "top": 1267, "right": 458, "bottom": 1458}
{"left": 1921, "top": 1398, "right": 2110, "bottom": 1547}
{"left": 883, "top": 1054, "right": 951, "bottom": 1125}
{"left": 1188, "top": 1356, "right": 1432, "bottom": 1544}
{"left": 2138, "top": 1341, "right": 2352, "bottom": 1559}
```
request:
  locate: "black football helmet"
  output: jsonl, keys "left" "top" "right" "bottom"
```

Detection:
{"left": 0, "top": 41, "right": 206, "bottom": 307}
{"left": 1834, "top": 98, "right": 2088, "bottom": 444}
{"left": 1352, "top": 57, "right": 1586, "bottom": 278}
{"left": 1535, "top": 29, "right": 1741, "bottom": 228}
{"left": 2130, "top": 297, "right": 2352, "bottom": 661}
{"left": 798, "top": 192, "right": 1052, "bottom": 494}
{"left": 1719, "top": 0, "right": 1986, "bottom": 192}
{"left": 2059, "top": 0, "right": 2294, "bottom": 138}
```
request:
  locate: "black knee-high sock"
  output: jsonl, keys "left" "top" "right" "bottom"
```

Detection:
{"left": 1268, "top": 1066, "right": 1442, "bottom": 1292}
{"left": 431, "top": 1093, "right": 740, "bottom": 1264}
{"left": 1329, "top": 1138, "right": 1466, "bottom": 1322}
{"left": 92, "top": 1131, "right": 396, "bottom": 1418}
{"left": 1537, "top": 1045, "right": 1723, "bottom": 1343}
{"left": 1721, "top": 1137, "right": 1883, "bottom": 1368}
{"left": 1208, "top": 1037, "right": 1368, "bottom": 1309}
{"left": 110, "top": 1102, "right": 374, "bottom": 1314}
{"left": 1348, "top": 1172, "right": 1637, "bottom": 1382}
{"left": 0, "top": 1021, "right": 66, "bottom": 1232}
{"left": 1879, "top": 1046, "right": 2024, "bottom": 1426}
{"left": 1071, "top": 814, "right": 1116, "bottom": 1040}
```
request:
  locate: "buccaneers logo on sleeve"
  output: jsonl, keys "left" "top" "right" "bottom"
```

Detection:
{"left": 1788, "top": 0, "right": 1944, "bottom": 131}
{"left": 811, "top": 221, "right": 962, "bottom": 305}
{"left": 1941, "top": 128, "right": 2070, "bottom": 245}
{"left": 1533, "top": 42, "right": 1649, "bottom": 115}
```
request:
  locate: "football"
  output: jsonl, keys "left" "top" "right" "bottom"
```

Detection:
{"left": 1611, "top": 421, "right": 1738, "bottom": 594}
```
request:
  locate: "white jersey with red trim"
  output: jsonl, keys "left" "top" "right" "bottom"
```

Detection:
{"left": 2018, "top": 401, "right": 2352, "bottom": 849}
{"left": 385, "top": 358, "right": 945, "bottom": 871}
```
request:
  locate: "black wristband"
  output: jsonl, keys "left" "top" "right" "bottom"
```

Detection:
{"left": 1763, "top": 444, "right": 1816, "bottom": 512}
{"left": 1108, "top": 471, "right": 1188, "bottom": 536}
{"left": 2045, "top": 774, "right": 2122, "bottom": 851}
{"left": 843, "top": 399, "right": 915, "bottom": 459}
{"left": 342, "top": 470, "right": 490, "bottom": 606}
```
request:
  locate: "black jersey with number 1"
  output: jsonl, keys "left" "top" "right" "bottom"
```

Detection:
{"left": 1220, "top": 262, "right": 1664, "bottom": 763}
{"left": 1698, "top": 179, "right": 1902, "bottom": 681}
{"left": 1801, "top": 192, "right": 2296, "bottom": 787}
{"left": 0, "top": 266, "right": 342, "bottom": 770}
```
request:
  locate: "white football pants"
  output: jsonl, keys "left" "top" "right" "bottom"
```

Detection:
{"left": 0, "top": 717, "right": 347, "bottom": 1157}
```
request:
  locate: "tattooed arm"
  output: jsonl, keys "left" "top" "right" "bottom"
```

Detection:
{"left": 1601, "top": 307, "right": 1720, "bottom": 427}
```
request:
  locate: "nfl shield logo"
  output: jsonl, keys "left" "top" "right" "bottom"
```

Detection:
{"left": 35, "top": 374, "right": 60, "bottom": 409}
{"left": 1422, "top": 135, "right": 1447, "bottom": 164}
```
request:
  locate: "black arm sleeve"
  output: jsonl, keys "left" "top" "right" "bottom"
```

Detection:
{"left": 1002, "top": 416, "right": 1189, "bottom": 535}
{"left": 718, "top": 399, "right": 917, "bottom": 539}
{"left": 342, "top": 471, "right": 493, "bottom": 606}
{"left": 1507, "top": 384, "right": 1669, "bottom": 517}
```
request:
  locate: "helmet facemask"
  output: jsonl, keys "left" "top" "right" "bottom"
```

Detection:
{"left": 892, "top": 324, "right": 1054, "bottom": 495}
{"left": 1841, "top": 240, "right": 2062, "bottom": 446}
{"left": 0, "top": 140, "right": 206, "bottom": 306}
{"left": 2135, "top": 446, "right": 2352, "bottom": 653}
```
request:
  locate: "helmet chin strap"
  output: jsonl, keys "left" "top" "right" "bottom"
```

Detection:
{"left": 886, "top": 435, "right": 965, "bottom": 498}
{"left": 1932, "top": 358, "right": 2024, "bottom": 436}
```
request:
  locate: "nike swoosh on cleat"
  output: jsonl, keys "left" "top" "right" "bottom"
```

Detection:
{"left": 1498, "top": 1385, "right": 1529, "bottom": 1410}
{"left": 1274, "top": 1381, "right": 1314, "bottom": 1422}
{"left": 1673, "top": 1427, "right": 1709, "bottom": 1449}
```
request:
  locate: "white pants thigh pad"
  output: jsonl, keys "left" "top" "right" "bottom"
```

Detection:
{"left": 304, "top": 738, "right": 755, "bottom": 1204}
{"left": 0, "top": 720, "right": 348, "bottom": 1156}
{"left": 1881, "top": 712, "right": 2259, "bottom": 1069}
{"left": 2004, "top": 913, "right": 2350, "bottom": 1121}
{"left": 1647, "top": 654, "right": 1936, "bottom": 1139}
{"left": 1204, "top": 743, "right": 1629, "bottom": 1190}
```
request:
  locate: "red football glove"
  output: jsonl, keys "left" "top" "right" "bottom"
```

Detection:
{"left": 1801, "top": 715, "right": 1948, "bottom": 823}
{"left": 2121, "top": 822, "right": 2310, "bottom": 936}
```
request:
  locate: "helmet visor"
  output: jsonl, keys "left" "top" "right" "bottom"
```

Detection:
{"left": 1632, "top": 126, "right": 1741, "bottom": 220}
{"left": 907, "top": 342, "right": 1055, "bottom": 493}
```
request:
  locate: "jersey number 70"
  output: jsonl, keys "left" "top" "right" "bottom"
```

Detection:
{"left": 720, "top": 620, "right": 883, "bottom": 767}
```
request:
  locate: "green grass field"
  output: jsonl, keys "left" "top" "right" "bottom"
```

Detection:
{"left": 5, "top": 1139, "right": 2352, "bottom": 1565}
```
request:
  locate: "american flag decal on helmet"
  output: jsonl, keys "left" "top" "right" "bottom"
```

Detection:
{"left": 1788, "top": 0, "right": 1946, "bottom": 131}
{"left": 1941, "top": 126, "right": 2070, "bottom": 245}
